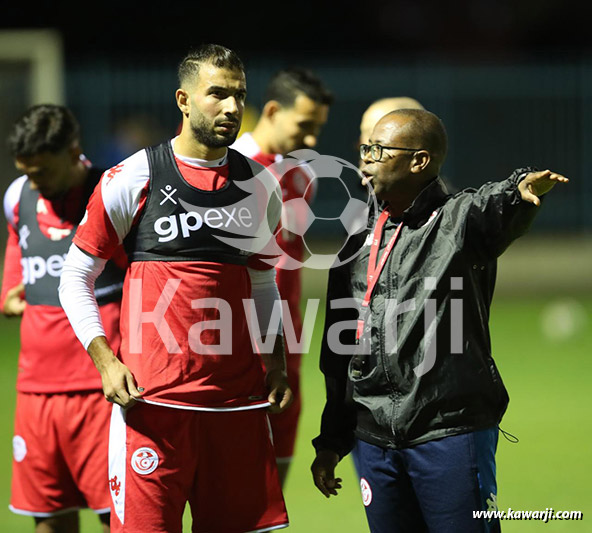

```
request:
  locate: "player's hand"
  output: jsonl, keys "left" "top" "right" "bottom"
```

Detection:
{"left": 311, "top": 450, "right": 342, "bottom": 498}
{"left": 3, "top": 283, "right": 26, "bottom": 317}
{"left": 265, "top": 369, "right": 293, "bottom": 414}
{"left": 100, "top": 357, "right": 144, "bottom": 409}
{"left": 519, "top": 169, "right": 569, "bottom": 206}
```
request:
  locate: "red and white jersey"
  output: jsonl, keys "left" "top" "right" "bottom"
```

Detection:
{"left": 232, "top": 132, "right": 316, "bottom": 341}
{"left": 1, "top": 171, "right": 122, "bottom": 393}
{"left": 73, "top": 139, "right": 282, "bottom": 410}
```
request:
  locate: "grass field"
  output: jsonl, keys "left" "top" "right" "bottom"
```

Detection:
{"left": 0, "top": 236, "right": 590, "bottom": 532}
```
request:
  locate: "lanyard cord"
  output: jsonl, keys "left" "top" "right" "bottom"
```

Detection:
{"left": 356, "top": 208, "right": 403, "bottom": 340}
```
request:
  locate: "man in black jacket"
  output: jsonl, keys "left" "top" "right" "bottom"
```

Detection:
{"left": 311, "top": 108, "right": 568, "bottom": 533}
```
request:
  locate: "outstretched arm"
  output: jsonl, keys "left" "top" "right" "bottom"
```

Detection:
{"left": 463, "top": 167, "right": 569, "bottom": 258}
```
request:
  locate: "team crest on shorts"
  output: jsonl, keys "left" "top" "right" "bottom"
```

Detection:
{"left": 131, "top": 447, "right": 159, "bottom": 475}
{"left": 12, "top": 435, "right": 27, "bottom": 462}
{"left": 360, "top": 477, "right": 372, "bottom": 506}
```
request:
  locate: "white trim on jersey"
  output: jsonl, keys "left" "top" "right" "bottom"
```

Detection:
{"left": 137, "top": 397, "right": 271, "bottom": 412}
{"left": 172, "top": 137, "right": 228, "bottom": 168}
{"left": 3, "top": 175, "right": 28, "bottom": 229}
{"left": 109, "top": 404, "right": 127, "bottom": 525}
{"left": 8, "top": 504, "right": 110, "bottom": 517}
{"left": 266, "top": 413, "right": 274, "bottom": 443}
{"left": 246, "top": 523, "right": 290, "bottom": 533}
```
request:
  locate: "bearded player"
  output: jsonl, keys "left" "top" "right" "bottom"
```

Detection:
{"left": 59, "top": 44, "right": 292, "bottom": 533}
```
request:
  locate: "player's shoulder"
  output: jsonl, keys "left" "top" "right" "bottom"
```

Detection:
{"left": 232, "top": 132, "right": 279, "bottom": 170}
{"left": 96, "top": 148, "right": 154, "bottom": 216}
{"left": 101, "top": 148, "right": 150, "bottom": 184}
{"left": 97, "top": 147, "right": 155, "bottom": 206}
{"left": 231, "top": 132, "right": 258, "bottom": 157}
{"left": 3, "top": 175, "right": 28, "bottom": 224}
{"left": 4, "top": 174, "right": 28, "bottom": 202}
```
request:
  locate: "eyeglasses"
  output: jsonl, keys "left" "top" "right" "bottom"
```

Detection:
{"left": 360, "top": 143, "right": 422, "bottom": 162}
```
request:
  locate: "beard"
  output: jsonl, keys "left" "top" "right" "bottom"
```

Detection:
{"left": 190, "top": 110, "right": 240, "bottom": 148}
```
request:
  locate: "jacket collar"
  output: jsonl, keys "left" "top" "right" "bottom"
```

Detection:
{"left": 401, "top": 177, "right": 449, "bottom": 228}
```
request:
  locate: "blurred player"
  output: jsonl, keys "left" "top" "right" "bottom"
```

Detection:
{"left": 359, "top": 97, "right": 424, "bottom": 148}
{"left": 2, "top": 104, "right": 126, "bottom": 533}
{"left": 233, "top": 67, "right": 333, "bottom": 485}
{"left": 59, "top": 44, "right": 291, "bottom": 533}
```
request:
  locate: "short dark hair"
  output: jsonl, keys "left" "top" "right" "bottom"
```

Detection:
{"left": 265, "top": 68, "right": 333, "bottom": 108}
{"left": 178, "top": 44, "right": 244, "bottom": 87}
{"left": 7, "top": 104, "right": 80, "bottom": 157}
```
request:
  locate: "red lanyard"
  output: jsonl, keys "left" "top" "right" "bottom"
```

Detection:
{"left": 356, "top": 208, "right": 403, "bottom": 340}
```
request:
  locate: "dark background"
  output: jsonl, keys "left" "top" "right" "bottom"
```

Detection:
{"left": 2, "top": 0, "right": 592, "bottom": 233}
{"left": 1, "top": 8, "right": 591, "bottom": 533}
{"left": 2, "top": 1, "right": 590, "bottom": 59}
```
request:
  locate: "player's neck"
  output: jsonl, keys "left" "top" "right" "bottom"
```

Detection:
{"left": 251, "top": 122, "right": 278, "bottom": 155}
{"left": 69, "top": 161, "right": 89, "bottom": 190}
{"left": 174, "top": 130, "right": 227, "bottom": 161}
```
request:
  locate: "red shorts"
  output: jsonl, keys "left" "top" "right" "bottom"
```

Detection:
{"left": 268, "top": 351, "right": 302, "bottom": 461}
{"left": 10, "top": 391, "right": 111, "bottom": 516}
{"left": 109, "top": 402, "right": 288, "bottom": 533}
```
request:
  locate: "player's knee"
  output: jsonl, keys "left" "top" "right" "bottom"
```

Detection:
{"left": 34, "top": 511, "right": 79, "bottom": 533}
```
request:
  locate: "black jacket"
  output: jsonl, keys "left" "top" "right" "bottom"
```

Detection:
{"left": 313, "top": 169, "right": 539, "bottom": 457}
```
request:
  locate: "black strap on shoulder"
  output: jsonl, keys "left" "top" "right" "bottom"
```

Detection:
{"left": 226, "top": 148, "right": 254, "bottom": 181}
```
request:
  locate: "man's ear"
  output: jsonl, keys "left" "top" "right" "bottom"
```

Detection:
{"left": 262, "top": 100, "right": 282, "bottom": 120}
{"left": 69, "top": 143, "right": 83, "bottom": 162}
{"left": 410, "top": 150, "right": 431, "bottom": 174}
{"left": 176, "top": 88, "right": 190, "bottom": 117}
